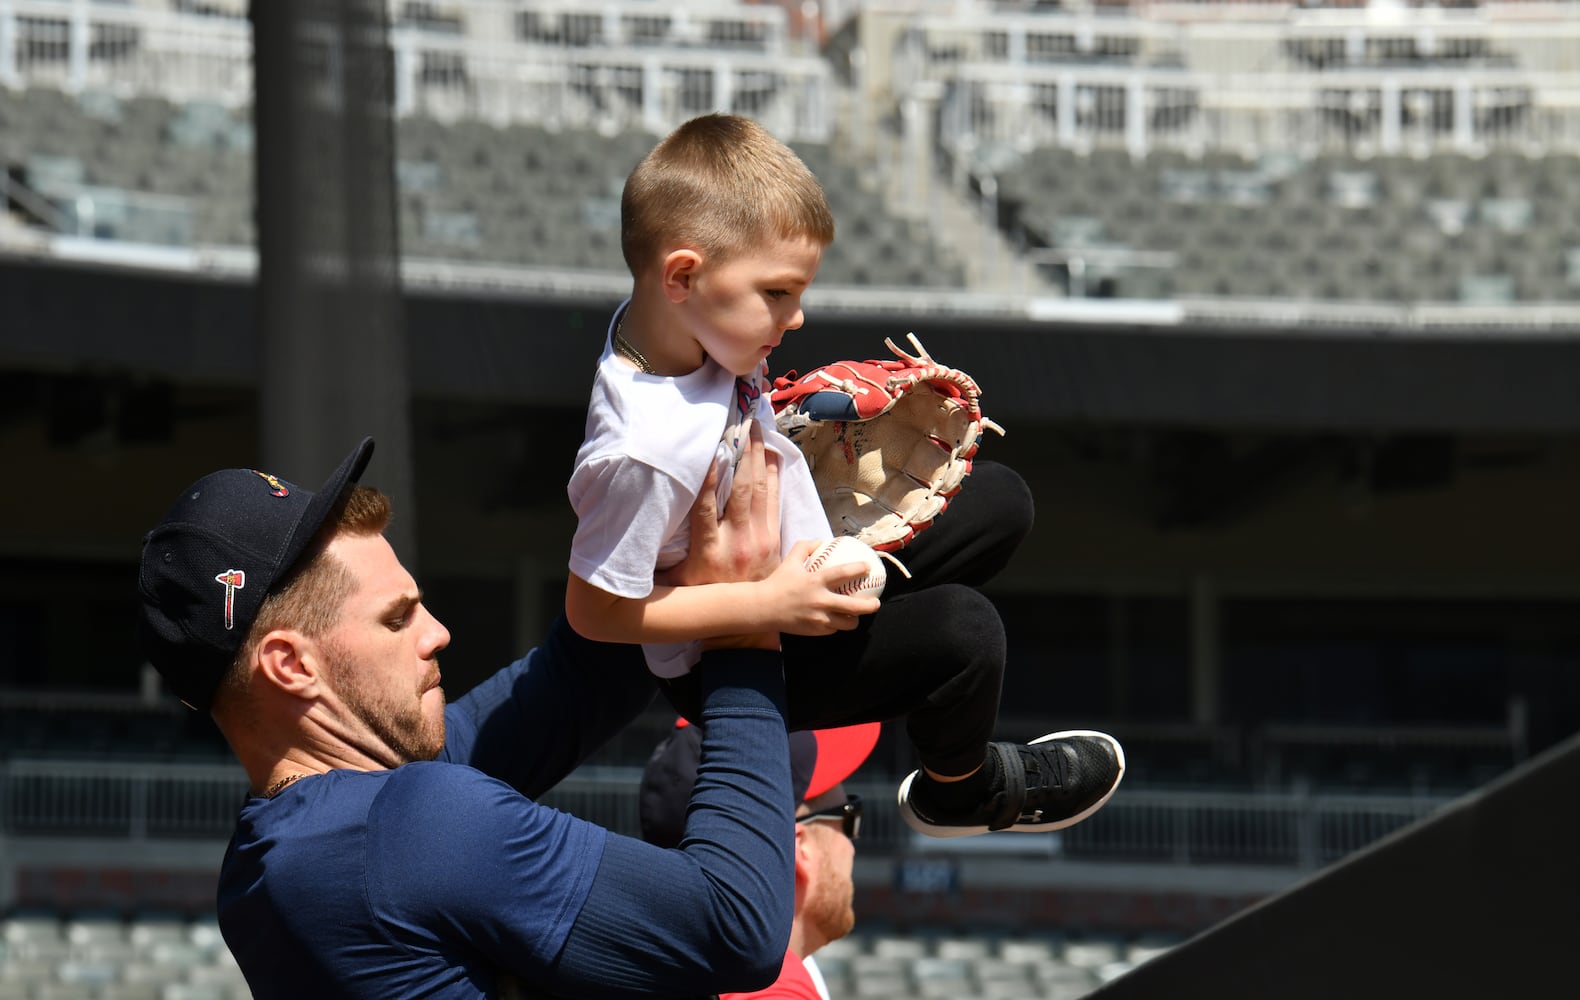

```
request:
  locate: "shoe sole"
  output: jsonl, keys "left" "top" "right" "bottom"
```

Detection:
{"left": 897, "top": 729, "right": 1127, "bottom": 839}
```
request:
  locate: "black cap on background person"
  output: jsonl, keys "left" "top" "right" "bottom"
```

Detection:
{"left": 640, "top": 718, "right": 881, "bottom": 849}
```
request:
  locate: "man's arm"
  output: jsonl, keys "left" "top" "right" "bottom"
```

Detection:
{"left": 542, "top": 650, "right": 793, "bottom": 996}
{"left": 533, "top": 419, "right": 807, "bottom": 995}
{"left": 381, "top": 654, "right": 792, "bottom": 998}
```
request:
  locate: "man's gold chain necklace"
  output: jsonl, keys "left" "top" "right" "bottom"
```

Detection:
{"left": 261, "top": 772, "right": 310, "bottom": 799}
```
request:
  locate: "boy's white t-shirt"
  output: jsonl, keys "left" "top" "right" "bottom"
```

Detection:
{"left": 568, "top": 301, "right": 833, "bottom": 678}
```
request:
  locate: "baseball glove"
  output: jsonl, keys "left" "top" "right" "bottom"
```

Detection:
{"left": 771, "top": 333, "right": 1005, "bottom": 554}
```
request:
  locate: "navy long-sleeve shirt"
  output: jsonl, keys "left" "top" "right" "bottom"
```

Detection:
{"left": 217, "top": 646, "right": 793, "bottom": 999}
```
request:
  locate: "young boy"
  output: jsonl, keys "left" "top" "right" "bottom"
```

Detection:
{"left": 566, "top": 113, "right": 1124, "bottom": 836}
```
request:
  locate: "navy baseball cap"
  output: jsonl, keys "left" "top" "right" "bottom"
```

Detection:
{"left": 136, "top": 438, "right": 375, "bottom": 711}
{"left": 638, "top": 718, "right": 880, "bottom": 849}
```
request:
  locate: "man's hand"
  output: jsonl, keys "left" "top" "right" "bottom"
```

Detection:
{"left": 659, "top": 421, "right": 782, "bottom": 590}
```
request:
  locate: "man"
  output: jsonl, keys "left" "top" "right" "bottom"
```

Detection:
{"left": 640, "top": 717, "right": 880, "bottom": 1000}
{"left": 135, "top": 432, "right": 878, "bottom": 999}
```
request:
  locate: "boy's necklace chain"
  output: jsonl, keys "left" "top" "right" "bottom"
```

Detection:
{"left": 613, "top": 320, "right": 655, "bottom": 375}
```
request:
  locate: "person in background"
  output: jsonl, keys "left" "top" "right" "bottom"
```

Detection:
{"left": 641, "top": 716, "right": 881, "bottom": 999}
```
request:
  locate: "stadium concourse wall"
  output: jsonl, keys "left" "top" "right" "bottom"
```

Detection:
{"left": 8, "top": 247, "right": 1580, "bottom": 431}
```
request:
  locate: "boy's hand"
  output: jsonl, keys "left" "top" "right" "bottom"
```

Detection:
{"left": 766, "top": 538, "right": 881, "bottom": 637}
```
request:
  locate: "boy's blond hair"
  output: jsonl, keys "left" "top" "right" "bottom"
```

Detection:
{"left": 621, "top": 113, "right": 835, "bottom": 276}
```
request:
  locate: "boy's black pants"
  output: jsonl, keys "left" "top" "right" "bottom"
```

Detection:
{"left": 659, "top": 461, "right": 1034, "bottom": 778}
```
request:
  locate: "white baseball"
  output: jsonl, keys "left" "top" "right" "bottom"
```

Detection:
{"left": 804, "top": 536, "right": 886, "bottom": 599}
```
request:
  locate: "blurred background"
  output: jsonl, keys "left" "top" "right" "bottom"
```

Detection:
{"left": 2, "top": 0, "right": 1580, "bottom": 997}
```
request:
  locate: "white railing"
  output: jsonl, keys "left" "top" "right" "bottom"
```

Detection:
{"left": 389, "top": 32, "right": 833, "bottom": 141}
{"left": 433, "top": 0, "right": 798, "bottom": 56}
{"left": 897, "top": 4, "right": 1580, "bottom": 158}
{"left": 0, "top": 0, "right": 252, "bottom": 106}
{"left": 0, "top": 0, "right": 833, "bottom": 141}
{"left": 899, "top": 3, "right": 1580, "bottom": 77}
{"left": 926, "top": 61, "right": 1580, "bottom": 161}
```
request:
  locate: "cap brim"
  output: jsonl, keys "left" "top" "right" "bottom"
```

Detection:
{"left": 805, "top": 722, "right": 881, "bottom": 801}
{"left": 277, "top": 437, "right": 374, "bottom": 582}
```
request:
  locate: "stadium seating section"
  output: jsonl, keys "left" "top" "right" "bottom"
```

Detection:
{"left": 0, "top": 911, "right": 1180, "bottom": 1000}
{"left": 8, "top": 80, "right": 1578, "bottom": 301}
{"left": 0, "top": 913, "right": 246, "bottom": 1000}
{"left": 988, "top": 144, "right": 1580, "bottom": 303}
{"left": 777, "top": 927, "right": 1181, "bottom": 1000}
{"left": 0, "top": 86, "right": 967, "bottom": 288}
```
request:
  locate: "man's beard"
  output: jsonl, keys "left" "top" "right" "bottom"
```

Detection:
{"left": 324, "top": 645, "right": 446, "bottom": 764}
{"left": 804, "top": 849, "right": 856, "bottom": 945}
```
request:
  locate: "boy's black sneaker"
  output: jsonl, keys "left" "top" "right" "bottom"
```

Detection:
{"left": 898, "top": 730, "right": 1125, "bottom": 838}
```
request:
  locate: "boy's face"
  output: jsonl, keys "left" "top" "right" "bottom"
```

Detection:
{"left": 682, "top": 234, "right": 823, "bottom": 378}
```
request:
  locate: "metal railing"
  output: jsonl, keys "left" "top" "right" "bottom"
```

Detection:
{"left": 925, "top": 61, "right": 1580, "bottom": 161}
{"left": 0, "top": 758, "right": 1453, "bottom": 874}
{"left": 0, "top": 0, "right": 834, "bottom": 142}
{"left": 389, "top": 33, "right": 833, "bottom": 142}
{"left": 0, "top": 760, "right": 249, "bottom": 841}
{"left": 894, "top": 5, "right": 1580, "bottom": 158}
{"left": 543, "top": 771, "right": 1454, "bottom": 870}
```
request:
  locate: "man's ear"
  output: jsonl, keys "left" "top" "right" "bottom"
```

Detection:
{"left": 254, "top": 630, "right": 324, "bottom": 700}
{"left": 792, "top": 823, "right": 815, "bottom": 894}
{"left": 661, "top": 248, "right": 702, "bottom": 302}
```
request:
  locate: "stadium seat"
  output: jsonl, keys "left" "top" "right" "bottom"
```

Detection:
{"left": 1062, "top": 935, "right": 1124, "bottom": 968}
{"left": 853, "top": 973, "right": 910, "bottom": 996}
{"left": 998, "top": 937, "right": 1059, "bottom": 964}
{"left": 872, "top": 935, "right": 929, "bottom": 960}
{"left": 934, "top": 936, "right": 993, "bottom": 961}
{"left": 1326, "top": 169, "right": 1378, "bottom": 209}
{"left": 186, "top": 963, "right": 249, "bottom": 993}
{"left": 0, "top": 958, "right": 51, "bottom": 992}
{"left": 32, "top": 984, "right": 97, "bottom": 1000}
{"left": 1458, "top": 273, "right": 1517, "bottom": 304}
{"left": 1479, "top": 197, "right": 1533, "bottom": 233}
{"left": 1126, "top": 933, "right": 1181, "bottom": 964}
{"left": 976, "top": 964, "right": 1041, "bottom": 998}
{"left": 120, "top": 960, "right": 185, "bottom": 989}
{"left": 158, "top": 985, "right": 231, "bottom": 1000}
{"left": 915, "top": 958, "right": 974, "bottom": 997}
{"left": 54, "top": 957, "right": 120, "bottom": 988}
{"left": 1565, "top": 247, "right": 1580, "bottom": 287}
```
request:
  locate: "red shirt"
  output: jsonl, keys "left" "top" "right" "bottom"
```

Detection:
{"left": 722, "top": 949, "right": 822, "bottom": 1000}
